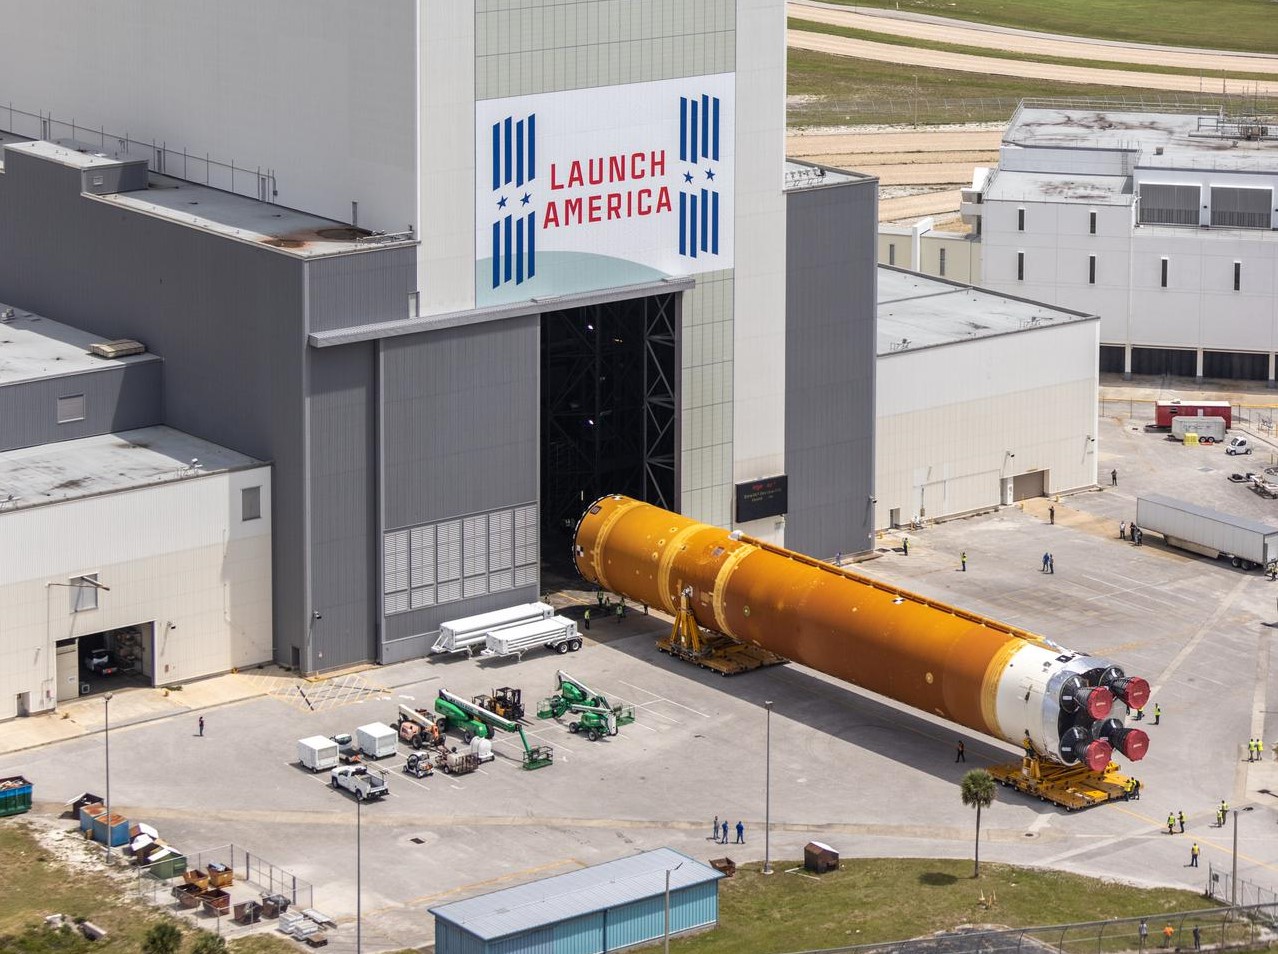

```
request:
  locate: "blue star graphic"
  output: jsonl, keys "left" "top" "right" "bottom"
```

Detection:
{"left": 497, "top": 196, "right": 508, "bottom": 209}
{"left": 683, "top": 171, "right": 694, "bottom": 183}
{"left": 705, "top": 168, "right": 716, "bottom": 181}
{"left": 521, "top": 192, "right": 532, "bottom": 206}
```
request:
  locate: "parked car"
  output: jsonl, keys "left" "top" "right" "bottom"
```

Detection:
{"left": 84, "top": 649, "right": 118, "bottom": 676}
{"left": 1227, "top": 437, "right": 1253, "bottom": 456}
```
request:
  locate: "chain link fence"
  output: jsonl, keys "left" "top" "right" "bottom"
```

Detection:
{"left": 131, "top": 843, "right": 313, "bottom": 938}
{"left": 1206, "top": 865, "right": 1278, "bottom": 911}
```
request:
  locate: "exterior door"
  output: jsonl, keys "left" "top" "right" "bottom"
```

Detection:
{"left": 56, "top": 641, "right": 79, "bottom": 702}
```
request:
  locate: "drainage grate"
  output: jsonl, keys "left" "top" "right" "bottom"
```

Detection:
{"left": 410, "top": 838, "right": 425, "bottom": 845}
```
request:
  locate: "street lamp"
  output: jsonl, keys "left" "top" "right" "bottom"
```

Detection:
{"left": 763, "top": 701, "right": 774, "bottom": 876}
{"left": 663, "top": 861, "right": 684, "bottom": 954}
{"left": 103, "top": 692, "right": 114, "bottom": 864}
{"left": 1231, "top": 806, "right": 1254, "bottom": 906}
{"left": 357, "top": 795, "right": 363, "bottom": 954}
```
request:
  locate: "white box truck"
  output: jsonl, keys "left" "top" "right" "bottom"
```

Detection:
{"left": 431, "top": 602, "right": 555, "bottom": 655}
{"left": 297, "top": 736, "right": 339, "bottom": 772}
{"left": 1136, "top": 494, "right": 1278, "bottom": 570}
{"left": 482, "top": 616, "right": 580, "bottom": 660}
{"left": 355, "top": 723, "right": 398, "bottom": 759}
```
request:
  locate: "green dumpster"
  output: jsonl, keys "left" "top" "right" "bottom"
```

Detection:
{"left": 146, "top": 848, "right": 188, "bottom": 880}
{"left": 0, "top": 776, "right": 32, "bottom": 817}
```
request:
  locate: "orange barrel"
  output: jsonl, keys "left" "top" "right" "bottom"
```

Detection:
{"left": 574, "top": 495, "right": 1149, "bottom": 769}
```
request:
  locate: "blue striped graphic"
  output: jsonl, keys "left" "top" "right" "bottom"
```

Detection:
{"left": 677, "top": 92, "right": 723, "bottom": 260}
{"left": 489, "top": 114, "right": 538, "bottom": 288}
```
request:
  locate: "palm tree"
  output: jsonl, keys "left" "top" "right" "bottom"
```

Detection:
{"left": 961, "top": 769, "right": 996, "bottom": 878}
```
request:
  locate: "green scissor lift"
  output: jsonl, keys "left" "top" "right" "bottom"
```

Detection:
{"left": 537, "top": 670, "right": 636, "bottom": 740}
{"left": 434, "top": 689, "right": 553, "bottom": 770}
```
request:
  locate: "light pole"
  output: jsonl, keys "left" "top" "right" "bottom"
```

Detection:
{"left": 1231, "top": 806, "right": 1254, "bottom": 906}
{"left": 763, "top": 700, "right": 774, "bottom": 876}
{"left": 103, "top": 692, "right": 114, "bottom": 864}
{"left": 663, "top": 861, "right": 683, "bottom": 954}
{"left": 357, "top": 795, "right": 363, "bottom": 954}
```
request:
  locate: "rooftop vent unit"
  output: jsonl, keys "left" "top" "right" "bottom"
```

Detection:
{"left": 89, "top": 339, "right": 146, "bottom": 359}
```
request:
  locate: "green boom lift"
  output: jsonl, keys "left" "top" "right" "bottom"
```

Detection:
{"left": 537, "top": 670, "right": 636, "bottom": 740}
{"left": 433, "top": 689, "right": 553, "bottom": 770}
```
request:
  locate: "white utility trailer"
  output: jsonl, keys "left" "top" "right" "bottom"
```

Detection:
{"left": 481, "top": 616, "right": 581, "bottom": 661}
{"left": 430, "top": 602, "right": 555, "bottom": 655}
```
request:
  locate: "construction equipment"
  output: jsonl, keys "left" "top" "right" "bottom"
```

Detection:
{"left": 575, "top": 495, "right": 1152, "bottom": 810}
{"left": 658, "top": 586, "right": 786, "bottom": 675}
{"left": 472, "top": 687, "right": 526, "bottom": 721}
{"left": 538, "top": 671, "right": 636, "bottom": 739}
{"left": 434, "top": 689, "right": 553, "bottom": 770}
{"left": 396, "top": 705, "right": 443, "bottom": 749}
{"left": 403, "top": 752, "right": 434, "bottom": 778}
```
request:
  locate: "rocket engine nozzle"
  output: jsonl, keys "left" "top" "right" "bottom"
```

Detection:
{"left": 1059, "top": 726, "right": 1114, "bottom": 771}
{"left": 1107, "top": 676, "right": 1151, "bottom": 712}
{"left": 1109, "top": 727, "right": 1149, "bottom": 762}
{"left": 1063, "top": 683, "right": 1114, "bottom": 720}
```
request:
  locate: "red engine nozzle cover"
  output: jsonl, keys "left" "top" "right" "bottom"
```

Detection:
{"left": 1082, "top": 738, "right": 1114, "bottom": 773}
{"left": 1112, "top": 676, "right": 1151, "bottom": 711}
{"left": 1112, "top": 727, "right": 1149, "bottom": 762}
{"left": 1077, "top": 685, "right": 1115, "bottom": 720}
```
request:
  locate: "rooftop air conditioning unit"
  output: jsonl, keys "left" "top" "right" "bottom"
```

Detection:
{"left": 89, "top": 339, "right": 146, "bottom": 359}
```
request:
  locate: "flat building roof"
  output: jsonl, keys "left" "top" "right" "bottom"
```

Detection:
{"left": 0, "top": 427, "right": 265, "bottom": 513}
{"left": 0, "top": 306, "right": 161, "bottom": 387}
{"left": 877, "top": 267, "right": 1094, "bottom": 355}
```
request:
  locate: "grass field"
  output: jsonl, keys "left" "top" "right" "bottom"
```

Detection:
{"left": 652, "top": 858, "right": 1224, "bottom": 954}
{"left": 788, "top": 18, "right": 1278, "bottom": 83}
{"left": 0, "top": 822, "right": 295, "bottom": 954}
{"left": 786, "top": 49, "right": 1226, "bottom": 127}
{"left": 815, "top": 0, "right": 1278, "bottom": 55}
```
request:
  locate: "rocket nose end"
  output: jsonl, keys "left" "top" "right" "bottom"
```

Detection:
{"left": 1082, "top": 739, "right": 1113, "bottom": 773}
{"left": 1085, "top": 686, "right": 1115, "bottom": 720}
{"left": 1118, "top": 676, "right": 1151, "bottom": 711}
{"left": 1117, "top": 728, "right": 1149, "bottom": 762}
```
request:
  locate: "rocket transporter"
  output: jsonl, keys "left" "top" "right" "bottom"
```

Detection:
{"left": 574, "top": 495, "right": 1150, "bottom": 781}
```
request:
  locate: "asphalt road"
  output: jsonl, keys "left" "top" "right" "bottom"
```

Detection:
{"left": 787, "top": 1, "right": 1278, "bottom": 75}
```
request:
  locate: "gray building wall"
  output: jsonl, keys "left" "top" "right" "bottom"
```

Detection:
{"left": 307, "top": 247, "right": 417, "bottom": 334}
{"left": 0, "top": 147, "right": 307, "bottom": 666}
{"left": 0, "top": 358, "right": 163, "bottom": 452}
{"left": 305, "top": 342, "right": 379, "bottom": 671}
{"left": 379, "top": 317, "right": 540, "bottom": 658}
{"left": 784, "top": 174, "right": 878, "bottom": 558}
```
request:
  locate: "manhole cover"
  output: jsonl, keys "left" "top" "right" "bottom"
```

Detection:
{"left": 410, "top": 837, "right": 425, "bottom": 845}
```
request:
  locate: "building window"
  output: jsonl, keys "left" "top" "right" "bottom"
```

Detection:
{"left": 938, "top": 248, "right": 947, "bottom": 277}
{"left": 57, "top": 394, "right": 85, "bottom": 424}
{"left": 888, "top": 243, "right": 896, "bottom": 266}
{"left": 241, "top": 486, "right": 262, "bottom": 522}
{"left": 70, "top": 574, "right": 99, "bottom": 613}
{"left": 1017, "top": 208, "right": 1025, "bottom": 232}
{"left": 1234, "top": 261, "right": 1242, "bottom": 291}
{"left": 1160, "top": 257, "right": 1169, "bottom": 288}
{"left": 383, "top": 503, "right": 538, "bottom": 615}
{"left": 1089, "top": 210, "right": 1097, "bottom": 235}
{"left": 1088, "top": 255, "right": 1096, "bottom": 285}
{"left": 1017, "top": 251, "right": 1025, "bottom": 281}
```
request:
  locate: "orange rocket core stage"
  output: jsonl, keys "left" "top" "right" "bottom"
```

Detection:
{"left": 574, "top": 495, "right": 1149, "bottom": 768}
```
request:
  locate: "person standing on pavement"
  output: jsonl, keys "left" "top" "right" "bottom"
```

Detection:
{"left": 1192, "top": 925, "right": 1201, "bottom": 951}
{"left": 583, "top": 609, "right": 591, "bottom": 631}
{"left": 735, "top": 820, "right": 745, "bottom": 844}
{"left": 615, "top": 602, "right": 623, "bottom": 624}
{"left": 956, "top": 741, "right": 966, "bottom": 762}
{"left": 1166, "top": 812, "right": 1175, "bottom": 835}
{"left": 1120, "top": 520, "right": 1127, "bottom": 540}
{"left": 1049, "top": 505, "right": 1055, "bottom": 525}
{"left": 961, "top": 550, "right": 967, "bottom": 572}
{"left": 1162, "top": 925, "right": 1174, "bottom": 949}
{"left": 1178, "top": 810, "right": 1185, "bottom": 833}
{"left": 903, "top": 537, "right": 910, "bottom": 556}
{"left": 1112, "top": 468, "right": 1118, "bottom": 487}
{"left": 713, "top": 815, "right": 719, "bottom": 842}
{"left": 1190, "top": 842, "right": 1200, "bottom": 868}
{"left": 1153, "top": 703, "right": 1160, "bottom": 725}
{"left": 198, "top": 716, "right": 205, "bottom": 737}
{"left": 1138, "top": 919, "right": 1148, "bottom": 951}
{"left": 721, "top": 820, "right": 729, "bottom": 844}
{"left": 1042, "top": 552, "right": 1051, "bottom": 573}
{"left": 1049, "top": 554, "right": 1055, "bottom": 574}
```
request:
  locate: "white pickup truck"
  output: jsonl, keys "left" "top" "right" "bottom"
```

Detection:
{"left": 329, "top": 765, "right": 388, "bottom": 801}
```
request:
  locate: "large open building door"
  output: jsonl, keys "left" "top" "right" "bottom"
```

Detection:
{"left": 541, "top": 293, "right": 678, "bottom": 568}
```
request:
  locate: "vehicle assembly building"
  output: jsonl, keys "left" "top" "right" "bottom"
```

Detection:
{"left": 0, "top": 1, "right": 877, "bottom": 715}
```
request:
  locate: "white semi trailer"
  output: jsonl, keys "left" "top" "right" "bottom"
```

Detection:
{"left": 1136, "top": 494, "right": 1278, "bottom": 570}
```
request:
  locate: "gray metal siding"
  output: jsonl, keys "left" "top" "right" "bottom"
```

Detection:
{"left": 380, "top": 318, "right": 540, "bottom": 644}
{"left": 0, "top": 358, "right": 162, "bottom": 451}
{"left": 307, "top": 246, "right": 417, "bottom": 333}
{"left": 0, "top": 146, "right": 307, "bottom": 664}
{"left": 784, "top": 177, "right": 878, "bottom": 558}
{"left": 306, "top": 342, "right": 378, "bottom": 670}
